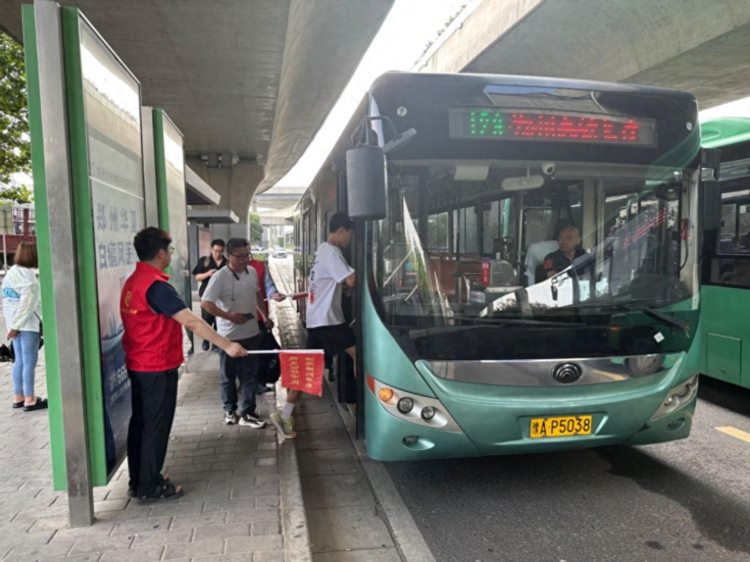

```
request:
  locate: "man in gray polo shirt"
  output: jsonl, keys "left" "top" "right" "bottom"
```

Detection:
{"left": 201, "top": 238, "right": 269, "bottom": 428}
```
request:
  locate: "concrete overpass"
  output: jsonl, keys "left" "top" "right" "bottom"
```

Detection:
{"left": 1, "top": 0, "right": 394, "bottom": 223}
{"left": 419, "top": 0, "right": 750, "bottom": 110}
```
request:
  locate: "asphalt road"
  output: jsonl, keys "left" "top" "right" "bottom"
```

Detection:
{"left": 386, "top": 378, "right": 750, "bottom": 562}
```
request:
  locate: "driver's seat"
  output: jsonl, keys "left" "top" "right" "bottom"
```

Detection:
{"left": 524, "top": 240, "right": 559, "bottom": 286}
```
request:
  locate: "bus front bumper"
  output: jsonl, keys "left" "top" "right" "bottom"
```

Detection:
{"left": 364, "top": 369, "right": 697, "bottom": 461}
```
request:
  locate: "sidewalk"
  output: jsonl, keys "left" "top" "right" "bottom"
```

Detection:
{"left": 0, "top": 304, "right": 293, "bottom": 562}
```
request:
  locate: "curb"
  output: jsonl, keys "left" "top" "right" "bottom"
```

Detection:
{"left": 278, "top": 435, "right": 312, "bottom": 562}
{"left": 325, "top": 378, "right": 436, "bottom": 562}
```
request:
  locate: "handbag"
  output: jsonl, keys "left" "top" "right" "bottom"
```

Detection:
{"left": 5, "top": 312, "right": 43, "bottom": 362}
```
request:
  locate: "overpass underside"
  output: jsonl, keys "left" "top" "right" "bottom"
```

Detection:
{"left": 421, "top": 0, "right": 750, "bottom": 109}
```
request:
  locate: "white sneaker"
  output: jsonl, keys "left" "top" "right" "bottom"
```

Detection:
{"left": 224, "top": 411, "right": 238, "bottom": 425}
{"left": 269, "top": 410, "right": 297, "bottom": 439}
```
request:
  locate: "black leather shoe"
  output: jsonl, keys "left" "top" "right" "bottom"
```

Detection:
{"left": 23, "top": 397, "right": 48, "bottom": 411}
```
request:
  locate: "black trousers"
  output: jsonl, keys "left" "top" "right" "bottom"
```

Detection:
{"left": 219, "top": 335, "right": 262, "bottom": 416}
{"left": 127, "top": 369, "right": 178, "bottom": 496}
{"left": 201, "top": 307, "right": 217, "bottom": 330}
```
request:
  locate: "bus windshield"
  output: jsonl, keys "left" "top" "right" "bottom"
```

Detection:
{"left": 371, "top": 160, "right": 700, "bottom": 360}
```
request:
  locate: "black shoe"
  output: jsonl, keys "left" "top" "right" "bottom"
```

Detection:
{"left": 201, "top": 340, "right": 210, "bottom": 351}
{"left": 137, "top": 481, "right": 183, "bottom": 503}
{"left": 239, "top": 413, "right": 266, "bottom": 429}
{"left": 23, "top": 397, "right": 48, "bottom": 411}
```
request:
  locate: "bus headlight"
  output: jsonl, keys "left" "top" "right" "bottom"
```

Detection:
{"left": 367, "top": 374, "right": 462, "bottom": 433}
{"left": 397, "top": 397, "right": 414, "bottom": 414}
{"left": 649, "top": 375, "right": 699, "bottom": 421}
{"left": 421, "top": 406, "right": 436, "bottom": 420}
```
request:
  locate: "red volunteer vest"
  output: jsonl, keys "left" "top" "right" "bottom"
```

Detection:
{"left": 120, "top": 262, "right": 184, "bottom": 372}
{"left": 250, "top": 259, "right": 268, "bottom": 302}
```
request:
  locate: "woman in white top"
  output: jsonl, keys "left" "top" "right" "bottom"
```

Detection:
{"left": 2, "top": 242, "right": 46, "bottom": 411}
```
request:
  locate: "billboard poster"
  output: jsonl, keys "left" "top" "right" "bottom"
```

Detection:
{"left": 159, "top": 112, "right": 191, "bottom": 306}
{"left": 79, "top": 19, "right": 145, "bottom": 476}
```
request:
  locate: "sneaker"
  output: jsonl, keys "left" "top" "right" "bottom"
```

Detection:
{"left": 239, "top": 413, "right": 266, "bottom": 429}
{"left": 269, "top": 410, "right": 296, "bottom": 439}
{"left": 224, "top": 411, "right": 238, "bottom": 425}
{"left": 201, "top": 340, "right": 210, "bottom": 351}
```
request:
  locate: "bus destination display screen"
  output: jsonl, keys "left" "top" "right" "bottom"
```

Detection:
{"left": 448, "top": 108, "right": 658, "bottom": 147}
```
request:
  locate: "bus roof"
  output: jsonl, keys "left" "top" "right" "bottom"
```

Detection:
{"left": 700, "top": 117, "right": 750, "bottom": 149}
{"left": 370, "top": 71, "right": 698, "bottom": 102}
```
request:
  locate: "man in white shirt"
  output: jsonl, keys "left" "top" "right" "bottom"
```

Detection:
{"left": 201, "top": 238, "right": 270, "bottom": 428}
{"left": 269, "top": 212, "right": 356, "bottom": 439}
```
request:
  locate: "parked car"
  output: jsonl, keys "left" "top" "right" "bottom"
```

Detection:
{"left": 273, "top": 247, "right": 287, "bottom": 258}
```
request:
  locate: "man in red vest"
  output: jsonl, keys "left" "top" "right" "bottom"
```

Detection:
{"left": 121, "top": 227, "right": 247, "bottom": 502}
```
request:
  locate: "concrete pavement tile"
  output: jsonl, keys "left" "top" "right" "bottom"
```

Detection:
{"left": 224, "top": 534, "right": 282, "bottom": 554}
{"left": 37, "top": 555, "right": 102, "bottom": 562}
{"left": 162, "top": 538, "right": 223, "bottom": 560}
{"left": 302, "top": 473, "right": 375, "bottom": 510}
{"left": 69, "top": 535, "right": 133, "bottom": 554}
{"left": 168, "top": 512, "right": 228, "bottom": 529}
{"left": 226, "top": 508, "right": 279, "bottom": 524}
{"left": 312, "top": 548, "right": 401, "bottom": 562}
{"left": 251, "top": 519, "right": 280, "bottom": 536}
{"left": 149, "top": 500, "right": 205, "bottom": 518}
{"left": 252, "top": 553, "right": 284, "bottom": 562}
{"left": 131, "top": 528, "right": 193, "bottom": 548}
{"left": 99, "top": 545, "right": 164, "bottom": 561}
{"left": 110, "top": 517, "right": 172, "bottom": 535}
{"left": 191, "top": 522, "right": 251, "bottom": 541}
{"left": 6, "top": 540, "right": 75, "bottom": 559}
{"left": 93, "top": 499, "right": 129, "bottom": 512}
{"left": 307, "top": 507, "right": 392, "bottom": 553}
{"left": 253, "top": 496, "right": 280, "bottom": 509}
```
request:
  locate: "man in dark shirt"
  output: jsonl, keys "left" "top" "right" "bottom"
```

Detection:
{"left": 192, "top": 239, "right": 227, "bottom": 350}
{"left": 543, "top": 225, "right": 586, "bottom": 278}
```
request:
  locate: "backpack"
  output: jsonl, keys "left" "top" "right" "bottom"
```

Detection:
{"left": 257, "top": 329, "right": 281, "bottom": 384}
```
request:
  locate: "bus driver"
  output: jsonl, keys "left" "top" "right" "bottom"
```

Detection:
{"left": 543, "top": 225, "right": 586, "bottom": 279}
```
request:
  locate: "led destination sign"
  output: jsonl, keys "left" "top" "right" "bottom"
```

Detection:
{"left": 449, "top": 108, "right": 658, "bottom": 147}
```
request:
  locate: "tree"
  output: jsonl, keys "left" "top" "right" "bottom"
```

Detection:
{"left": 0, "top": 33, "right": 30, "bottom": 185}
{"left": 249, "top": 212, "right": 263, "bottom": 245}
{"left": 0, "top": 185, "right": 32, "bottom": 203}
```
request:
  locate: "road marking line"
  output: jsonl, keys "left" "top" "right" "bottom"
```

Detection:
{"left": 716, "top": 426, "right": 750, "bottom": 443}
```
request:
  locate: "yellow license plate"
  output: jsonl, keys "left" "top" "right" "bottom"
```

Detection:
{"left": 529, "top": 415, "right": 593, "bottom": 438}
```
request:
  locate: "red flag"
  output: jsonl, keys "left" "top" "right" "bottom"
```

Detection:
{"left": 279, "top": 350, "right": 325, "bottom": 397}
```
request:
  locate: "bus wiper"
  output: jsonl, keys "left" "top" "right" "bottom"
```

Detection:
{"left": 408, "top": 317, "right": 584, "bottom": 338}
{"left": 608, "top": 304, "right": 690, "bottom": 335}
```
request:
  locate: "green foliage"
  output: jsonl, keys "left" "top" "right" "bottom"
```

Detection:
{"left": 249, "top": 212, "right": 263, "bottom": 244}
{"left": 0, "top": 33, "right": 30, "bottom": 185}
{"left": 0, "top": 184, "right": 32, "bottom": 203}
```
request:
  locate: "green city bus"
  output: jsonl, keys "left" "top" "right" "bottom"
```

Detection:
{"left": 700, "top": 116, "right": 750, "bottom": 389}
{"left": 294, "top": 72, "right": 714, "bottom": 460}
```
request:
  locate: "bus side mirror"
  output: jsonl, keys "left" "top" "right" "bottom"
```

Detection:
{"left": 702, "top": 180, "right": 721, "bottom": 231}
{"left": 346, "top": 145, "right": 387, "bottom": 220}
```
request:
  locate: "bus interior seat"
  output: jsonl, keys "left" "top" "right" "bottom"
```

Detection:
{"left": 428, "top": 255, "right": 483, "bottom": 299}
{"left": 524, "top": 240, "right": 559, "bottom": 286}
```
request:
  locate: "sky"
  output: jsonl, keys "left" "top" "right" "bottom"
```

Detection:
{"left": 271, "top": 0, "right": 469, "bottom": 191}
{"left": 699, "top": 96, "right": 750, "bottom": 122}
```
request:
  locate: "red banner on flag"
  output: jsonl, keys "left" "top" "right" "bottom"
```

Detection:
{"left": 279, "top": 350, "right": 325, "bottom": 397}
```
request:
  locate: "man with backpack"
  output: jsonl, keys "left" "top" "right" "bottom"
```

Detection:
{"left": 192, "top": 239, "right": 227, "bottom": 350}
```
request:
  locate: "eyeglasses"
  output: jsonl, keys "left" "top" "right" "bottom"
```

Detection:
{"left": 229, "top": 252, "right": 250, "bottom": 260}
